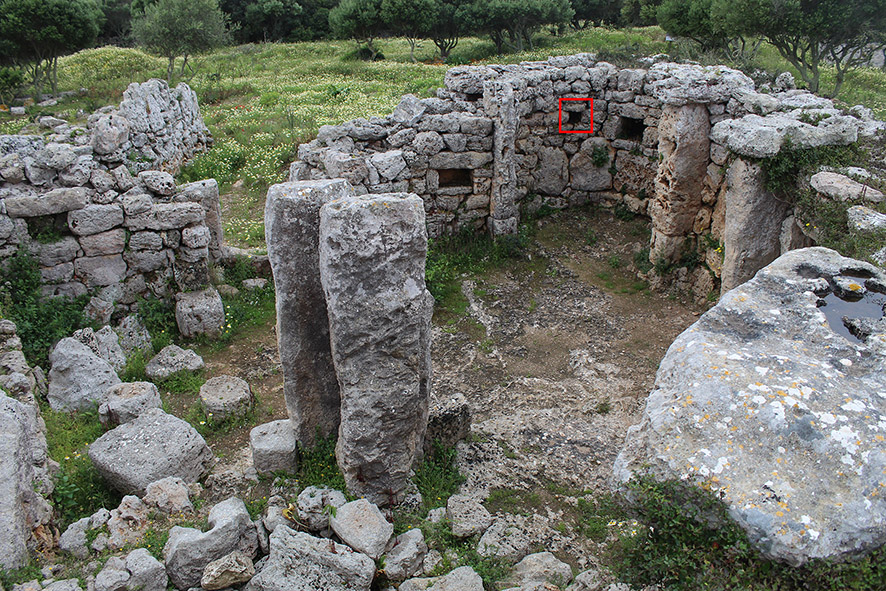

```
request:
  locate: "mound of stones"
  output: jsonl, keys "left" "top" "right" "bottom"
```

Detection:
{"left": 614, "top": 247, "right": 886, "bottom": 565}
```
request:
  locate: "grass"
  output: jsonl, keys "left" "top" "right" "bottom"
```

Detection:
{"left": 42, "top": 405, "right": 120, "bottom": 527}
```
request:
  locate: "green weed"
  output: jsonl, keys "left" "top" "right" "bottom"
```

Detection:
{"left": 414, "top": 441, "right": 465, "bottom": 513}
{"left": 295, "top": 433, "right": 348, "bottom": 493}
{"left": 157, "top": 370, "right": 206, "bottom": 396}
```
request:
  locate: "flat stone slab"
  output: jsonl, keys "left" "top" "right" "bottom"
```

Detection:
{"left": 89, "top": 409, "right": 213, "bottom": 495}
{"left": 250, "top": 420, "right": 297, "bottom": 475}
{"left": 614, "top": 247, "right": 886, "bottom": 565}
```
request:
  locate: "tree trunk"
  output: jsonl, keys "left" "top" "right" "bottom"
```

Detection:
{"left": 167, "top": 56, "right": 175, "bottom": 83}
{"left": 51, "top": 57, "right": 59, "bottom": 98}
{"left": 408, "top": 37, "right": 417, "bottom": 63}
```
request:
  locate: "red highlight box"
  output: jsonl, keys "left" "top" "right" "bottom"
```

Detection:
{"left": 558, "top": 98, "right": 594, "bottom": 134}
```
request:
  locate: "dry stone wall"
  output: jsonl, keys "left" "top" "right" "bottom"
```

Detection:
{"left": 290, "top": 55, "right": 884, "bottom": 297}
{"left": 0, "top": 80, "right": 221, "bottom": 323}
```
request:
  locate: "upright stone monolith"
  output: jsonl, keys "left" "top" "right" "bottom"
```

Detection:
{"left": 265, "top": 180, "right": 354, "bottom": 446}
{"left": 318, "top": 193, "right": 433, "bottom": 505}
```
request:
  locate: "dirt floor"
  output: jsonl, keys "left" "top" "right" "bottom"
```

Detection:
{"left": 197, "top": 206, "right": 705, "bottom": 568}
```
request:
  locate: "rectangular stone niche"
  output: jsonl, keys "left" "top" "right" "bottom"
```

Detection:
{"left": 618, "top": 116, "right": 645, "bottom": 142}
{"left": 438, "top": 168, "right": 472, "bottom": 188}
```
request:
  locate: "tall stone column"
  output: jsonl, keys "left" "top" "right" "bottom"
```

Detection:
{"left": 649, "top": 104, "right": 710, "bottom": 263}
{"left": 485, "top": 79, "right": 519, "bottom": 235}
{"left": 720, "top": 158, "right": 791, "bottom": 293}
{"left": 318, "top": 193, "right": 434, "bottom": 506}
{"left": 265, "top": 180, "right": 352, "bottom": 447}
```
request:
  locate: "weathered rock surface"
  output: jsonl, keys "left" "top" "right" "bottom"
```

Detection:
{"left": 200, "top": 550, "right": 255, "bottom": 590}
{"left": 328, "top": 498, "right": 394, "bottom": 560}
{"left": 446, "top": 494, "right": 492, "bottom": 539}
{"left": 296, "top": 485, "right": 347, "bottom": 532}
{"left": 319, "top": 193, "right": 434, "bottom": 504}
{"left": 614, "top": 247, "right": 886, "bottom": 565}
{"left": 244, "top": 526, "right": 375, "bottom": 591}
{"left": 107, "top": 495, "right": 150, "bottom": 550}
{"left": 89, "top": 408, "right": 213, "bottom": 495}
{"left": 505, "top": 552, "right": 574, "bottom": 589}
{"left": 144, "top": 345, "right": 204, "bottom": 380}
{"left": 383, "top": 528, "right": 428, "bottom": 581}
{"left": 811, "top": 171, "right": 884, "bottom": 204}
{"left": 175, "top": 288, "right": 224, "bottom": 338}
{"left": 265, "top": 180, "right": 349, "bottom": 447}
{"left": 250, "top": 419, "right": 297, "bottom": 475}
{"left": 99, "top": 382, "right": 162, "bottom": 427}
{"left": 847, "top": 205, "right": 886, "bottom": 234}
{"left": 400, "top": 566, "right": 484, "bottom": 591}
{"left": 0, "top": 393, "right": 53, "bottom": 568}
{"left": 144, "top": 476, "right": 194, "bottom": 514}
{"left": 48, "top": 337, "right": 121, "bottom": 411}
{"left": 93, "top": 547, "right": 167, "bottom": 591}
{"left": 164, "top": 497, "right": 259, "bottom": 590}
{"left": 199, "top": 375, "right": 254, "bottom": 419}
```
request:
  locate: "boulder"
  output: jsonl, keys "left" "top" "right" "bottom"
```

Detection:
{"left": 200, "top": 550, "right": 255, "bottom": 590}
{"left": 48, "top": 338, "right": 121, "bottom": 411}
{"left": 72, "top": 326, "right": 126, "bottom": 372}
{"left": 125, "top": 548, "right": 168, "bottom": 591}
{"left": 847, "top": 205, "right": 886, "bottom": 233}
{"left": 243, "top": 526, "right": 375, "bottom": 591}
{"left": 199, "top": 376, "right": 254, "bottom": 420}
{"left": 505, "top": 552, "right": 573, "bottom": 589}
{"left": 143, "top": 476, "right": 194, "bottom": 514}
{"left": 107, "top": 495, "right": 150, "bottom": 550}
{"left": 99, "top": 382, "right": 162, "bottom": 427}
{"left": 613, "top": 247, "right": 886, "bottom": 565}
{"left": 318, "top": 193, "right": 433, "bottom": 504}
{"left": 264, "top": 180, "right": 349, "bottom": 446}
{"left": 0, "top": 394, "right": 54, "bottom": 569}
{"left": 144, "top": 345, "right": 204, "bottom": 380}
{"left": 164, "top": 497, "right": 259, "bottom": 590}
{"left": 295, "top": 486, "right": 347, "bottom": 532}
{"left": 250, "top": 420, "right": 297, "bottom": 475}
{"left": 424, "top": 392, "right": 472, "bottom": 457}
{"left": 88, "top": 408, "right": 212, "bottom": 495}
{"left": 175, "top": 288, "right": 224, "bottom": 338}
{"left": 328, "top": 498, "right": 394, "bottom": 560}
{"left": 114, "top": 315, "right": 153, "bottom": 356}
{"left": 59, "top": 517, "right": 90, "bottom": 559}
{"left": 400, "top": 566, "right": 484, "bottom": 591}
{"left": 810, "top": 172, "right": 884, "bottom": 204}
{"left": 446, "top": 494, "right": 492, "bottom": 539}
{"left": 138, "top": 171, "right": 176, "bottom": 196}
{"left": 382, "top": 528, "right": 427, "bottom": 581}
{"left": 92, "top": 114, "right": 130, "bottom": 155}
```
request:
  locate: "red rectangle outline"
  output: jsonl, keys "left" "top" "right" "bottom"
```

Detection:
{"left": 558, "top": 98, "right": 594, "bottom": 134}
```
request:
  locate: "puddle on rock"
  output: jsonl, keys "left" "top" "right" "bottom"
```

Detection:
{"left": 819, "top": 291, "right": 886, "bottom": 343}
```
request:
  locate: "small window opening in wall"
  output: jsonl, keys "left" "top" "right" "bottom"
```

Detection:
{"left": 26, "top": 213, "right": 68, "bottom": 244}
{"left": 568, "top": 110, "right": 584, "bottom": 125}
{"left": 464, "top": 92, "right": 483, "bottom": 102}
{"left": 438, "top": 168, "right": 472, "bottom": 188}
{"left": 619, "top": 116, "right": 645, "bottom": 142}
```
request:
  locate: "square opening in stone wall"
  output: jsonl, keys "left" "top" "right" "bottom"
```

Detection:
{"left": 438, "top": 168, "right": 472, "bottom": 188}
{"left": 568, "top": 110, "right": 584, "bottom": 125}
{"left": 26, "top": 213, "right": 69, "bottom": 244}
{"left": 618, "top": 116, "right": 645, "bottom": 142}
{"left": 464, "top": 92, "right": 483, "bottom": 102}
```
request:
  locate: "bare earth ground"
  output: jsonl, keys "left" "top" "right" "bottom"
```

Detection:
{"left": 198, "top": 206, "right": 703, "bottom": 569}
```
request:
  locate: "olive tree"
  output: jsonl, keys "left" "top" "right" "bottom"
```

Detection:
{"left": 380, "top": 0, "right": 437, "bottom": 62}
{"left": 0, "top": 0, "right": 104, "bottom": 98}
{"left": 132, "top": 0, "right": 231, "bottom": 81}
{"left": 329, "top": 0, "right": 385, "bottom": 60}
{"left": 468, "top": 0, "right": 575, "bottom": 54}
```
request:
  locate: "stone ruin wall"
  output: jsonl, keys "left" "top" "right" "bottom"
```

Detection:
{"left": 291, "top": 54, "right": 884, "bottom": 299}
{"left": 0, "top": 80, "right": 223, "bottom": 324}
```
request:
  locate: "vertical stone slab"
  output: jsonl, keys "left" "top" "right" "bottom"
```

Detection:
{"left": 265, "top": 180, "right": 353, "bottom": 447}
{"left": 319, "top": 193, "right": 433, "bottom": 506}
{"left": 485, "top": 79, "right": 519, "bottom": 235}
{"left": 720, "top": 158, "right": 791, "bottom": 293}
{"left": 649, "top": 104, "right": 711, "bottom": 263}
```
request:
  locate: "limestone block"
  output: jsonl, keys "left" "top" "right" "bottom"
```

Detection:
{"left": 250, "top": 420, "right": 297, "bottom": 475}
{"left": 614, "top": 248, "right": 886, "bottom": 565}
{"left": 68, "top": 204, "right": 124, "bottom": 236}
{"left": 48, "top": 338, "right": 121, "bottom": 411}
{"left": 5, "top": 187, "right": 88, "bottom": 217}
{"left": 319, "top": 193, "right": 433, "bottom": 505}
{"left": 175, "top": 288, "right": 224, "bottom": 338}
{"left": 88, "top": 409, "right": 213, "bottom": 495}
{"left": 265, "top": 180, "right": 349, "bottom": 446}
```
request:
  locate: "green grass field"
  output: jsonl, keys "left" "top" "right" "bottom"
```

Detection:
{"left": 2, "top": 26, "right": 884, "bottom": 247}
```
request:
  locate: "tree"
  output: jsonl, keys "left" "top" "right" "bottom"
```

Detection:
{"left": 329, "top": 0, "right": 385, "bottom": 60}
{"left": 571, "top": 0, "right": 622, "bottom": 29}
{"left": 657, "top": 0, "right": 760, "bottom": 60}
{"left": 0, "top": 0, "right": 104, "bottom": 99}
{"left": 99, "top": 0, "right": 134, "bottom": 45}
{"left": 620, "top": 0, "right": 660, "bottom": 26}
{"left": 468, "top": 0, "right": 574, "bottom": 54}
{"left": 380, "top": 0, "right": 436, "bottom": 62}
{"left": 243, "top": 0, "right": 304, "bottom": 42}
{"left": 427, "top": 0, "right": 472, "bottom": 61}
{"left": 712, "top": 0, "right": 886, "bottom": 96}
{"left": 132, "top": 0, "right": 230, "bottom": 81}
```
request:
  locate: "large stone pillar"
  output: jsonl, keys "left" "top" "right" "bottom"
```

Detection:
{"left": 485, "top": 79, "right": 519, "bottom": 235}
{"left": 649, "top": 104, "right": 710, "bottom": 263}
{"left": 265, "top": 180, "right": 352, "bottom": 447}
{"left": 318, "top": 193, "right": 433, "bottom": 506}
{"left": 720, "top": 158, "right": 791, "bottom": 293}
